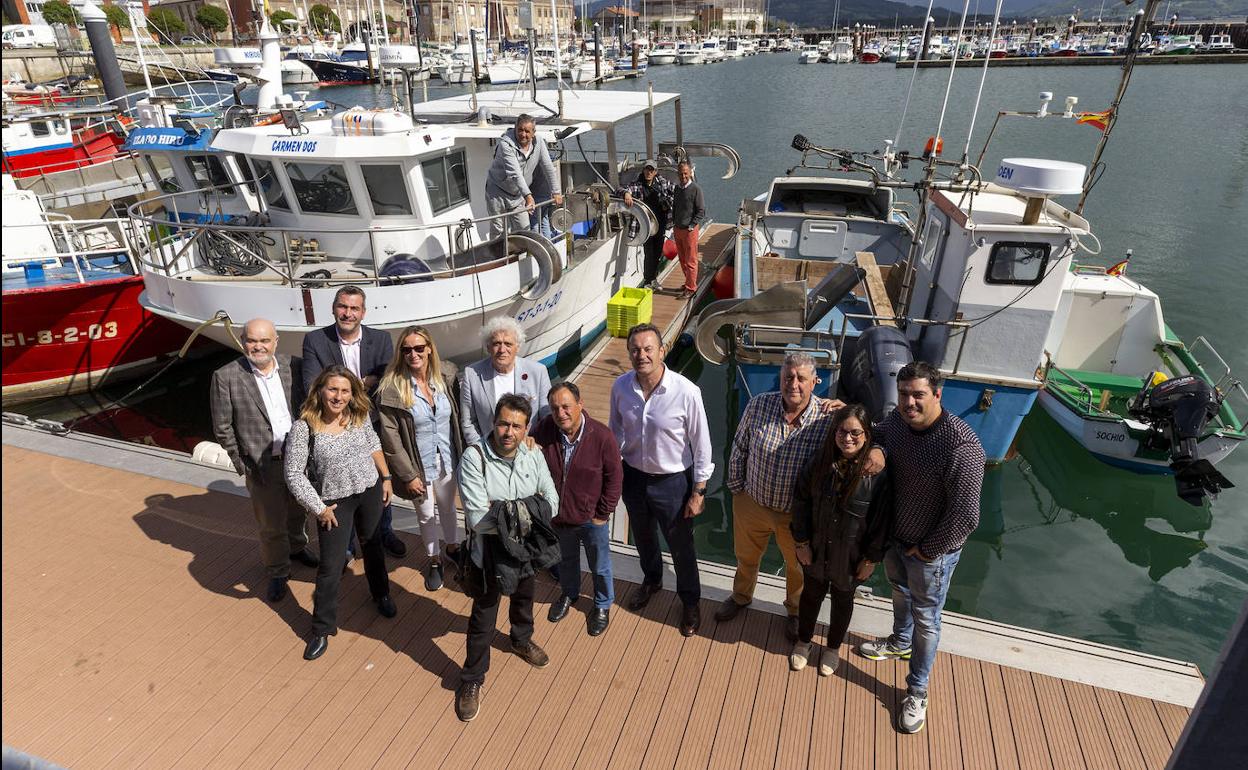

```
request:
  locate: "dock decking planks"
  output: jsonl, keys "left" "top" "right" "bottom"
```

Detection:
{"left": 1, "top": 444, "right": 1193, "bottom": 769}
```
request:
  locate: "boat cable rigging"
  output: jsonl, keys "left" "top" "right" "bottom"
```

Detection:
{"left": 961, "top": 0, "right": 1006, "bottom": 164}
{"left": 891, "top": 0, "right": 937, "bottom": 155}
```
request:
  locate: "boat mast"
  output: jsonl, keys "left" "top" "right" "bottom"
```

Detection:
{"left": 1075, "top": 0, "right": 1161, "bottom": 214}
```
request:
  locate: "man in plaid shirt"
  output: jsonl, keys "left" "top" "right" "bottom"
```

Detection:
{"left": 621, "top": 160, "right": 676, "bottom": 289}
{"left": 719, "top": 352, "right": 863, "bottom": 641}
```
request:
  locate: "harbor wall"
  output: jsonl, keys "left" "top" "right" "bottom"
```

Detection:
{"left": 2, "top": 46, "right": 217, "bottom": 84}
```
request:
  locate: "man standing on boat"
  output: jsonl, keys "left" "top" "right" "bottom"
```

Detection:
{"left": 485, "top": 113, "right": 563, "bottom": 240}
{"left": 670, "top": 160, "right": 706, "bottom": 300}
{"left": 210, "top": 318, "right": 317, "bottom": 603}
{"left": 301, "top": 286, "right": 406, "bottom": 559}
{"left": 718, "top": 353, "right": 848, "bottom": 640}
{"left": 621, "top": 159, "right": 675, "bottom": 290}
{"left": 857, "top": 362, "right": 985, "bottom": 735}
{"left": 610, "top": 323, "right": 712, "bottom": 637}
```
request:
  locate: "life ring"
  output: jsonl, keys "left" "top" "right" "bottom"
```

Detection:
{"left": 507, "top": 231, "right": 562, "bottom": 300}
{"left": 254, "top": 112, "right": 284, "bottom": 126}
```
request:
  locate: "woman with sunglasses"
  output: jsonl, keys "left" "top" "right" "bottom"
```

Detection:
{"left": 788, "top": 404, "right": 892, "bottom": 676}
{"left": 286, "top": 366, "right": 395, "bottom": 661}
{"left": 377, "top": 326, "right": 463, "bottom": 591}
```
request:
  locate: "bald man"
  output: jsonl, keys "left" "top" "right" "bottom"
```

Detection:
{"left": 210, "top": 318, "right": 316, "bottom": 603}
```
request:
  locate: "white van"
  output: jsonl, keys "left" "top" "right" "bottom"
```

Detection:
{"left": 2, "top": 25, "right": 58, "bottom": 49}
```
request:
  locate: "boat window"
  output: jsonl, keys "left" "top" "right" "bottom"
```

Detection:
{"left": 31, "top": 121, "right": 50, "bottom": 137}
{"left": 52, "top": 120, "right": 68, "bottom": 135}
{"left": 250, "top": 159, "right": 289, "bottom": 210}
{"left": 284, "top": 161, "right": 358, "bottom": 215}
{"left": 985, "top": 241, "right": 1050, "bottom": 285}
{"left": 186, "top": 154, "right": 235, "bottom": 196}
{"left": 420, "top": 149, "right": 469, "bottom": 214}
{"left": 144, "top": 154, "right": 180, "bottom": 193}
{"left": 360, "top": 164, "right": 413, "bottom": 216}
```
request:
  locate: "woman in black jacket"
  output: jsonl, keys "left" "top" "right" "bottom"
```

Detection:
{"left": 789, "top": 404, "right": 892, "bottom": 676}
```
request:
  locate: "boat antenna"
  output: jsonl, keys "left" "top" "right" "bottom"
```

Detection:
{"left": 890, "top": 0, "right": 936, "bottom": 156}
{"left": 1075, "top": 0, "right": 1160, "bottom": 214}
{"left": 961, "top": 0, "right": 1004, "bottom": 165}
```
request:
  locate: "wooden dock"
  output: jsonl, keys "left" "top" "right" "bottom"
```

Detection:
{"left": 2, "top": 411, "right": 1202, "bottom": 768}
{"left": 569, "top": 222, "right": 735, "bottom": 420}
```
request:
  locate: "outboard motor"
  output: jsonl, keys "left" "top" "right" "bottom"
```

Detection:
{"left": 839, "top": 325, "right": 913, "bottom": 423}
{"left": 1128, "top": 374, "right": 1235, "bottom": 505}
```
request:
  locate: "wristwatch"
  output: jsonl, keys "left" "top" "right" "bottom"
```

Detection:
{"left": 381, "top": 474, "right": 392, "bottom": 481}
{"left": 693, "top": 487, "right": 707, "bottom": 497}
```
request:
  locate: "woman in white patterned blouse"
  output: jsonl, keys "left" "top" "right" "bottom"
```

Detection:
{"left": 285, "top": 365, "right": 395, "bottom": 661}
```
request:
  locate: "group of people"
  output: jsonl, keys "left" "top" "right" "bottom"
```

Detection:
{"left": 210, "top": 284, "right": 984, "bottom": 735}
{"left": 486, "top": 113, "right": 707, "bottom": 298}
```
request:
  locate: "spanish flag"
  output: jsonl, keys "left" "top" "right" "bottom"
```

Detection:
{"left": 1076, "top": 109, "right": 1112, "bottom": 132}
{"left": 1106, "top": 256, "right": 1129, "bottom": 276}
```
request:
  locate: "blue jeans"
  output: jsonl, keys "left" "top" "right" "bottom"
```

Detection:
{"left": 884, "top": 546, "right": 962, "bottom": 694}
{"left": 555, "top": 520, "right": 614, "bottom": 609}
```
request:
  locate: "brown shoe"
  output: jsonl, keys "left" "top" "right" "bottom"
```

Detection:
{"left": 680, "top": 604, "right": 701, "bottom": 637}
{"left": 511, "top": 640, "right": 550, "bottom": 669}
{"left": 455, "top": 681, "right": 482, "bottom": 722}
{"left": 713, "top": 596, "right": 748, "bottom": 622}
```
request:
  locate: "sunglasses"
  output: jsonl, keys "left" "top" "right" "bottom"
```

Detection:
{"left": 401, "top": 344, "right": 429, "bottom": 355}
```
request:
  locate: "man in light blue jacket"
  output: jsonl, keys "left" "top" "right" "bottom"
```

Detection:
{"left": 455, "top": 393, "right": 559, "bottom": 722}
{"left": 485, "top": 113, "right": 563, "bottom": 239}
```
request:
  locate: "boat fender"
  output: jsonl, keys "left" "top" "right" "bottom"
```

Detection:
{"left": 606, "top": 199, "right": 659, "bottom": 246}
{"left": 254, "top": 112, "right": 284, "bottom": 126}
{"left": 507, "top": 231, "right": 562, "bottom": 300}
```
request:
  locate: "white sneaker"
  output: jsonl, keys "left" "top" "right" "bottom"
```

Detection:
{"left": 818, "top": 645, "right": 839, "bottom": 677}
{"left": 898, "top": 690, "right": 928, "bottom": 734}
{"left": 789, "top": 641, "right": 811, "bottom": 671}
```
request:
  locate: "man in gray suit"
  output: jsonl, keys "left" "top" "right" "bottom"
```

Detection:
{"left": 211, "top": 318, "right": 318, "bottom": 603}
{"left": 460, "top": 316, "right": 552, "bottom": 446}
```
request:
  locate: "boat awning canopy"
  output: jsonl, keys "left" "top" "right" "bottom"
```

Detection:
{"left": 410, "top": 89, "right": 681, "bottom": 129}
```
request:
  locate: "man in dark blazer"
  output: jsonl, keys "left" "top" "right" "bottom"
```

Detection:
{"left": 211, "top": 317, "right": 317, "bottom": 603}
{"left": 460, "top": 316, "right": 552, "bottom": 446}
{"left": 300, "top": 285, "right": 405, "bottom": 557}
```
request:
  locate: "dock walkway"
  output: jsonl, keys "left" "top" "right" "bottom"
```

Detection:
{"left": 2, "top": 402, "right": 1201, "bottom": 767}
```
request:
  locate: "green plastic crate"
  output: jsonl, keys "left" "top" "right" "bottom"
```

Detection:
{"left": 606, "top": 287, "right": 653, "bottom": 338}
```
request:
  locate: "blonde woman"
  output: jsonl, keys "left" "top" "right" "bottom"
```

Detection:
{"left": 377, "top": 326, "right": 463, "bottom": 592}
{"left": 285, "top": 365, "right": 395, "bottom": 661}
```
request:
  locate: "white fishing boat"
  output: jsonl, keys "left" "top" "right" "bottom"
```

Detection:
{"left": 700, "top": 37, "right": 725, "bottom": 63}
{"left": 798, "top": 44, "right": 821, "bottom": 64}
{"left": 827, "top": 36, "right": 854, "bottom": 63}
{"left": 125, "top": 88, "right": 739, "bottom": 370}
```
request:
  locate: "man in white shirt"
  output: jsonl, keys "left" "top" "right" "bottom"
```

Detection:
{"left": 609, "top": 323, "right": 713, "bottom": 637}
{"left": 211, "top": 318, "right": 317, "bottom": 603}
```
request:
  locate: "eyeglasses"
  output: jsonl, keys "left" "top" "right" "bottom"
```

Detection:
{"left": 835, "top": 428, "right": 866, "bottom": 439}
{"left": 401, "top": 344, "right": 429, "bottom": 355}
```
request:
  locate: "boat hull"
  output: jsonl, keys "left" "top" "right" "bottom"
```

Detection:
{"left": 1, "top": 276, "right": 196, "bottom": 404}
{"left": 139, "top": 233, "right": 641, "bottom": 369}
{"left": 1, "top": 128, "right": 126, "bottom": 178}
{"left": 1036, "top": 388, "right": 1241, "bottom": 474}
{"left": 301, "top": 59, "right": 377, "bottom": 85}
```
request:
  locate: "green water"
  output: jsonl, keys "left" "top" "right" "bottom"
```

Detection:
{"left": 18, "top": 57, "right": 1247, "bottom": 672}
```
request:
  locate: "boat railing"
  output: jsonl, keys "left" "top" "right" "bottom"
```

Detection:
{"left": 1040, "top": 354, "right": 1099, "bottom": 413}
{"left": 1176, "top": 336, "right": 1247, "bottom": 432}
{"left": 128, "top": 180, "right": 568, "bottom": 289}
{"left": 737, "top": 313, "right": 975, "bottom": 376}
{"left": 2, "top": 216, "right": 138, "bottom": 284}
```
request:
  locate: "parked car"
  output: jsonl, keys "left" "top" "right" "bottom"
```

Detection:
{"left": 178, "top": 36, "right": 201, "bottom": 46}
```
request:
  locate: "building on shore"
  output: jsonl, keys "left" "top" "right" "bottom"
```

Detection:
{"left": 601, "top": 0, "right": 765, "bottom": 38}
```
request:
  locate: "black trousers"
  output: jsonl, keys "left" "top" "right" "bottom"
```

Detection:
{"left": 311, "top": 481, "right": 390, "bottom": 637}
{"left": 462, "top": 573, "right": 535, "bottom": 684}
{"left": 622, "top": 463, "right": 701, "bottom": 607}
{"left": 641, "top": 233, "right": 664, "bottom": 284}
{"left": 797, "top": 569, "right": 856, "bottom": 647}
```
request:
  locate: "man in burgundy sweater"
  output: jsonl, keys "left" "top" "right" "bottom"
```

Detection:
{"left": 533, "top": 382, "right": 624, "bottom": 636}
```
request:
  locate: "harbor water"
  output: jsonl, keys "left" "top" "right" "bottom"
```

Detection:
{"left": 13, "top": 54, "right": 1248, "bottom": 673}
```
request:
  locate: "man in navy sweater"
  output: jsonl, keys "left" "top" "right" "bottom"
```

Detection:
{"left": 857, "top": 361, "right": 985, "bottom": 735}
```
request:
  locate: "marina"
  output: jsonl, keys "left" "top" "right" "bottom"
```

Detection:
{"left": 3, "top": 1, "right": 1247, "bottom": 766}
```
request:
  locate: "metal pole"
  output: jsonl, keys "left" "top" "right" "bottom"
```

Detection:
{"left": 469, "top": 28, "right": 480, "bottom": 110}
{"left": 593, "top": 23, "right": 601, "bottom": 80}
